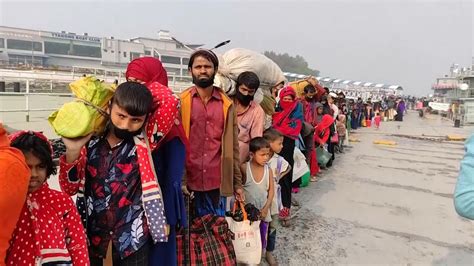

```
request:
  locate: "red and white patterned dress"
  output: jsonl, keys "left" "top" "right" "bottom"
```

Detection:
{"left": 6, "top": 183, "right": 89, "bottom": 265}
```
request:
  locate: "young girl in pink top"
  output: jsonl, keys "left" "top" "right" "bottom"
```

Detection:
{"left": 374, "top": 112, "right": 382, "bottom": 129}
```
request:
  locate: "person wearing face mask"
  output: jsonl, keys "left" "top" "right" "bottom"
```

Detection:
{"left": 231, "top": 71, "right": 265, "bottom": 164}
{"left": 272, "top": 86, "right": 303, "bottom": 226}
{"left": 126, "top": 57, "right": 188, "bottom": 266}
{"left": 179, "top": 49, "right": 244, "bottom": 220}
{"left": 320, "top": 95, "right": 331, "bottom": 116}
{"left": 59, "top": 82, "right": 178, "bottom": 265}
{"left": 301, "top": 85, "right": 318, "bottom": 126}
{"left": 300, "top": 85, "right": 320, "bottom": 180}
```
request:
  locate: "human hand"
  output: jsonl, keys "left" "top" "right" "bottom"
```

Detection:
{"left": 62, "top": 133, "right": 93, "bottom": 152}
{"left": 235, "top": 188, "right": 245, "bottom": 202}
{"left": 182, "top": 185, "right": 194, "bottom": 199}
{"left": 260, "top": 207, "right": 268, "bottom": 219}
{"left": 62, "top": 133, "right": 93, "bottom": 163}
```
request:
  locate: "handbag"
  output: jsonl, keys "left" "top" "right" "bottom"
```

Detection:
{"left": 292, "top": 147, "right": 310, "bottom": 183}
{"left": 316, "top": 146, "right": 331, "bottom": 165}
{"left": 301, "top": 121, "right": 315, "bottom": 138}
{"left": 225, "top": 201, "right": 262, "bottom": 265}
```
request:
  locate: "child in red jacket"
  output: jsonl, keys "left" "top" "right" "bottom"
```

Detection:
{"left": 7, "top": 131, "right": 89, "bottom": 266}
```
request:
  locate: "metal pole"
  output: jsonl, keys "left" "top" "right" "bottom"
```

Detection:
{"left": 50, "top": 80, "right": 53, "bottom": 92}
{"left": 26, "top": 80, "right": 30, "bottom": 122}
{"left": 31, "top": 42, "right": 34, "bottom": 70}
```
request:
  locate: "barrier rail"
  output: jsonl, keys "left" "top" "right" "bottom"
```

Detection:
{"left": 0, "top": 69, "right": 193, "bottom": 121}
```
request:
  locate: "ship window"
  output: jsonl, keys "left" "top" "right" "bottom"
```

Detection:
{"left": 145, "top": 50, "right": 151, "bottom": 56}
{"left": 7, "top": 39, "right": 42, "bottom": 51}
{"left": 161, "top": 55, "right": 181, "bottom": 65}
{"left": 182, "top": 58, "right": 189, "bottom": 65}
{"left": 0, "top": 38, "right": 4, "bottom": 48}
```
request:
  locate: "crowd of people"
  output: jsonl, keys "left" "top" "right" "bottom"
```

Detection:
{"left": 0, "top": 49, "right": 408, "bottom": 266}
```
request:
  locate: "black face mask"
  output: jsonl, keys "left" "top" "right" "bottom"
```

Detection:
{"left": 110, "top": 122, "right": 141, "bottom": 140}
{"left": 235, "top": 89, "right": 254, "bottom": 106}
{"left": 192, "top": 74, "right": 215, "bottom": 88}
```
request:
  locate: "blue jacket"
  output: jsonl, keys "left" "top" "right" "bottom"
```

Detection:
{"left": 150, "top": 137, "right": 186, "bottom": 266}
{"left": 454, "top": 135, "right": 474, "bottom": 220}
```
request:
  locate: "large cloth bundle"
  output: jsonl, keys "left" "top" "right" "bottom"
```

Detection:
{"left": 288, "top": 76, "right": 325, "bottom": 99}
{"left": 177, "top": 214, "right": 237, "bottom": 265}
{"left": 214, "top": 48, "right": 286, "bottom": 95}
{"left": 48, "top": 77, "right": 115, "bottom": 138}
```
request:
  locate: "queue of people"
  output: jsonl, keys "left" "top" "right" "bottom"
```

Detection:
{"left": 1, "top": 49, "right": 406, "bottom": 266}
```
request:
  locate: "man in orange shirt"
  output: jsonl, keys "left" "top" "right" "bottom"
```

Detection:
{"left": 0, "top": 124, "right": 30, "bottom": 266}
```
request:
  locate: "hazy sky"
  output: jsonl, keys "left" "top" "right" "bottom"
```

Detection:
{"left": 0, "top": 0, "right": 472, "bottom": 96}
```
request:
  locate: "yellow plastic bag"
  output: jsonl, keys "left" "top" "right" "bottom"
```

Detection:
{"left": 49, "top": 77, "right": 115, "bottom": 138}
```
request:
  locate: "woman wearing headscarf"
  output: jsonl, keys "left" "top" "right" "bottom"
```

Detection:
{"left": 350, "top": 100, "right": 359, "bottom": 130}
{"left": 272, "top": 86, "right": 303, "bottom": 226}
{"left": 301, "top": 86, "right": 320, "bottom": 181}
{"left": 314, "top": 114, "right": 335, "bottom": 150}
{"left": 126, "top": 57, "right": 188, "bottom": 266}
{"left": 395, "top": 98, "right": 406, "bottom": 121}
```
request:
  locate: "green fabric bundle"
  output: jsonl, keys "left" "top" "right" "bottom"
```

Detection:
{"left": 49, "top": 77, "right": 115, "bottom": 138}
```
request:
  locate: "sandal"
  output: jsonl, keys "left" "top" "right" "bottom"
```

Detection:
{"left": 278, "top": 207, "right": 290, "bottom": 220}
{"left": 310, "top": 176, "right": 318, "bottom": 182}
{"left": 281, "top": 219, "right": 291, "bottom": 227}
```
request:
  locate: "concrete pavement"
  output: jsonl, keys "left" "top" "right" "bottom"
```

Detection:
{"left": 274, "top": 111, "right": 474, "bottom": 265}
